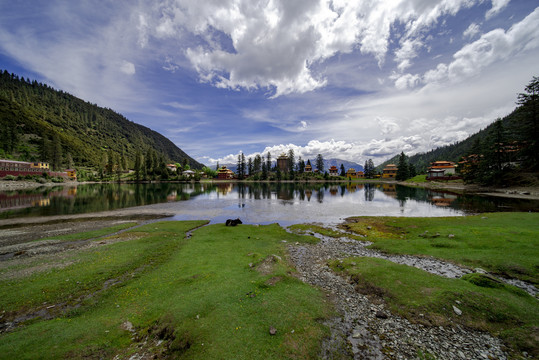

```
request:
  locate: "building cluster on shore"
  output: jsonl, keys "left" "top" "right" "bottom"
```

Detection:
{"left": 0, "top": 159, "right": 77, "bottom": 180}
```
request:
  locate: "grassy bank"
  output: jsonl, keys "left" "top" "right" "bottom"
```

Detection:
{"left": 336, "top": 212, "right": 539, "bottom": 357}
{"left": 341, "top": 212, "right": 539, "bottom": 285}
{"left": 0, "top": 221, "right": 331, "bottom": 359}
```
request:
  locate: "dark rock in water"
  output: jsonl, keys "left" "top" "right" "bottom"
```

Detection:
{"left": 226, "top": 218, "right": 243, "bottom": 226}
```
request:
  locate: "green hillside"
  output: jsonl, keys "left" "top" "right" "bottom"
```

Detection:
{"left": 377, "top": 75, "right": 538, "bottom": 181}
{"left": 0, "top": 70, "right": 202, "bottom": 170}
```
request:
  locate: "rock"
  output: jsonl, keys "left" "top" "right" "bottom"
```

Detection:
{"left": 367, "top": 226, "right": 372, "bottom": 230}
{"left": 448, "top": 234, "right": 455, "bottom": 238}
{"left": 375, "top": 311, "right": 388, "bottom": 319}
{"left": 269, "top": 326, "right": 277, "bottom": 335}
{"left": 474, "top": 268, "right": 487, "bottom": 274}
{"left": 453, "top": 305, "right": 462, "bottom": 316}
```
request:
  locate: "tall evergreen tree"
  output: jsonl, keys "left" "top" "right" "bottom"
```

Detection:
{"left": 134, "top": 150, "right": 142, "bottom": 182}
{"left": 396, "top": 152, "right": 410, "bottom": 181}
{"left": 254, "top": 154, "right": 262, "bottom": 174}
{"left": 298, "top": 156, "right": 305, "bottom": 173}
{"left": 52, "top": 134, "right": 63, "bottom": 171}
{"left": 516, "top": 76, "right": 539, "bottom": 170}
{"left": 247, "top": 157, "right": 253, "bottom": 176}
{"left": 266, "top": 152, "right": 272, "bottom": 172}
{"left": 340, "top": 164, "right": 345, "bottom": 177}
{"left": 315, "top": 154, "right": 324, "bottom": 173}
{"left": 287, "top": 148, "right": 295, "bottom": 174}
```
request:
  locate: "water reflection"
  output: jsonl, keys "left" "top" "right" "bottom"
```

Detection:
{"left": 1, "top": 182, "right": 538, "bottom": 223}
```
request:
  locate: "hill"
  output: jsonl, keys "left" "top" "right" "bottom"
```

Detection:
{"left": 0, "top": 70, "right": 202, "bottom": 170}
{"left": 376, "top": 106, "right": 528, "bottom": 173}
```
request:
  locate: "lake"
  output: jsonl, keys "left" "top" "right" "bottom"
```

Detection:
{"left": 1, "top": 182, "right": 538, "bottom": 226}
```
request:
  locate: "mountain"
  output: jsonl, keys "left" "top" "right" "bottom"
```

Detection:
{"left": 324, "top": 158, "right": 364, "bottom": 172}
{"left": 0, "top": 70, "right": 203, "bottom": 169}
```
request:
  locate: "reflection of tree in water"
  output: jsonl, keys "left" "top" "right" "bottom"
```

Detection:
{"left": 317, "top": 189, "right": 324, "bottom": 203}
{"left": 364, "top": 183, "right": 375, "bottom": 201}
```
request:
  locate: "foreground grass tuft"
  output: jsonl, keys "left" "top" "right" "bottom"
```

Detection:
{"left": 0, "top": 221, "right": 330, "bottom": 359}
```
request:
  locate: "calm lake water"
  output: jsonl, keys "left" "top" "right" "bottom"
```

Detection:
{"left": 1, "top": 182, "right": 538, "bottom": 225}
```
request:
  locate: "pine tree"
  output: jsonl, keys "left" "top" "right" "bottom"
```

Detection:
{"left": 266, "top": 152, "right": 272, "bottom": 172}
{"left": 287, "top": 148, "right": 295, "bottom": 174}
{"left": 396, "top": 152, "right": 410, "bottom": 181}
{"left": 316, "top": 154, "right": 324, "bottom": 173}
{"left": 340, "top": 164, "right": 345, "bottom": 177}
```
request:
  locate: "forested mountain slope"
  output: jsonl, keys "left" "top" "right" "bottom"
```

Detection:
{"left": 377, "top": 105, "right": 532, "bottom": 174}
{"left": 0, "top": 70, "right": 202, "bottom": 170}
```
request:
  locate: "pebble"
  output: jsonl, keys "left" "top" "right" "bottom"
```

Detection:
{"left": 288, "top": 231, "right": 508, "bottom": 360}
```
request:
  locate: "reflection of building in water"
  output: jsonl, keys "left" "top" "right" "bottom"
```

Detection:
{"left": 305, "top": 189, "right": 312, "bottom": 201}
{"left": 216, "top": 183, "right": 233, "bottom": 195}
{"left": 0, "top": 192, "right": 49, "bottom": 211}
{"left": 167, "top": 191, "right": 178, "bottom": 201}
{"left": 380, "top": 183, "right": 397, "bottom": 198}
{"left": 329, "top": 186, "right": 338, "bottom": 195}
{"left": 429, "top": 192, "right": 457, "bottom": 207}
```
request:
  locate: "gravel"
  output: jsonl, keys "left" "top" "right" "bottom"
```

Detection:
{"left": 288, "top": 233, "right": 510, "bottom": 360}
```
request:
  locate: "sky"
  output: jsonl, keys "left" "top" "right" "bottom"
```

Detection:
{"left": 0, "top": 1, "right": 538, "bottom": 166}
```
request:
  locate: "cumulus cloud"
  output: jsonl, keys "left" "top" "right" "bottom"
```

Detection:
{"left": 143, "top": 0, "right": 488, "bottom": 96}
{"left": 120, "top": 60, "right": 135, "bottom": 75}
{"left": 422, "top": 7, "right": 539, "bottom": 86}
{"left": 486, "top": 0, "right": 510, "bottom": 19}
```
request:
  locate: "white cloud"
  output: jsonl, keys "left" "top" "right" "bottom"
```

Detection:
{"left": 422, "top": 7, "right": 539, "bottom": 86}
{"left": 144, "top": 0, "right": 488, "bottom": 96}
{"left": 486, "top": 0, "right": 510, "bottom": 19}
{"left": 120, "top": 60, "right": 136, "bottom": 75}
{"left": 463, "top": 23, "right": 480, "bottom": 39}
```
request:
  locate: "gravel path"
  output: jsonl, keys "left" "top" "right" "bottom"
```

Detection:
{"left": 288, "top": 234, "right": 509, "bottom": 360}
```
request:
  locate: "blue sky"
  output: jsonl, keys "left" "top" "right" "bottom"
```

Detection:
{"left": 1, "top": 1, "right": 538, "bottom": 166}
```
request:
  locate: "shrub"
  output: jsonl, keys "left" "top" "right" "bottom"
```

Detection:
{"left": 3, "top": 175, "right": 16, "bottom": 181}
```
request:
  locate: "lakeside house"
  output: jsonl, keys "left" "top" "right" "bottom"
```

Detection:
{"left": 182, "top": 170, "right": 196, "bottom": 178}
{"left": 329, "top": 165, "right": 339, "bottom": 177}
{"left": 426, "top": 161, "right": 459, "bottom": 180}
{"left": 0, "top": 159, "right": 69, "bottom": 179}
{"left": 304, "top": 162, "right": 312, "bottom": 173}
{"left": 346, "top": 168, "right": 357, "bottom": 178}
{"left": 166, "top": 164, "right": 177, "bottom": 172}
{"left": 217, "top": 166, "right": 235, "bottom": 180}
{"left": 382, "top": 164, "right": 398, "bottom": 178}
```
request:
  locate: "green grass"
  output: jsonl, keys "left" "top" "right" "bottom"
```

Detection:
{"left": 0, "top": 221, "right": 330, "bottom": 359}
{"left": 341, "top": 213, "right": 539, "bottom": 285}
{"left": 329, "top": 257, "right": 539, "bottom": 358}
{"left": 405, "top": 174, "right": 427, "bottom": 183}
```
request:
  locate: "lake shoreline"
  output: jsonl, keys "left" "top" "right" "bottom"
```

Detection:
{"left": 2, "top": 178, "right": 539, "bottom": 200}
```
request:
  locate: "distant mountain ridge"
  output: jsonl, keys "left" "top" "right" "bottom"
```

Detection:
{"left": 0, "top": 70, "right": 202, "bottom": 169}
